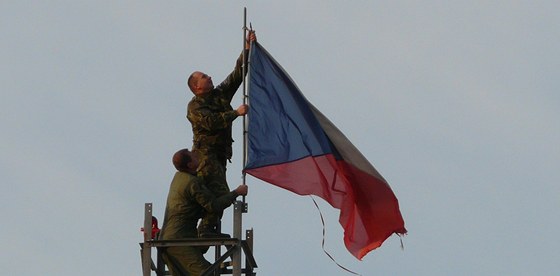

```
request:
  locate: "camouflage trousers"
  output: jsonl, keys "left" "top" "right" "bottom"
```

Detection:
{"left": 194, "top": 149, "right": 230, "bottom": 228}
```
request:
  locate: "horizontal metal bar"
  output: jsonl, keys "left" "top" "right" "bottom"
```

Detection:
{"left": 147, "top": 238, "right": 240, "bottom": 248}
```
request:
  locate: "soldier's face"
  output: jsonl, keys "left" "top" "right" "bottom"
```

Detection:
{"left": 194, "top": 72, "right": 214, "bottom": 94}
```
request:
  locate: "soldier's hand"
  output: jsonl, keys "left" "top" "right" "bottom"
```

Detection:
{"left": 245, "top": 30, "right": 256, "bottom": 49}
{"left": 236, "top": 104, "right": 248, "bottom": 116}
{"left": 248, "top": 30, "right": 256, "bottom": 42}
{"left": 235, "top": 184, "right": 248, "bottom": 196}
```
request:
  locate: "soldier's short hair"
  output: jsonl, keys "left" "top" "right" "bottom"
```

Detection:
{"left": 172, "top": 149, "right": 192, "bottom": 172}
{"left": 187, "top": 73, "right": 196, "bottom": 93}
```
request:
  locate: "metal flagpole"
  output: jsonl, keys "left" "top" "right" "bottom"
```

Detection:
{"left": 241, "top": 8, "right": 248, "bottom": 194}
{"left": 231, "top": 7, "right": 248, "bottom": 276}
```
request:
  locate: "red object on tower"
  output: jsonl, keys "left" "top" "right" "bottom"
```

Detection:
{"left": 140, "top": 216, "right": 160, "bottom": 239}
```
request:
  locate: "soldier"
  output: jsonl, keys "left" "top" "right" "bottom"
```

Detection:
{"left": 186, "top": 31, "right": 256, "bottom": 237}
{"left": 160, "top": 148, "right": 248, "bottom": 276}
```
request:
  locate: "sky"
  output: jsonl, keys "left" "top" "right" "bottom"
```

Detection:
{"left": 2, "top": 1, "right": 559, "bottom": 275}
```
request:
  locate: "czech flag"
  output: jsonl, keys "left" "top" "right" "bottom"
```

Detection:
{"left": 244, "top": 42, "right": 407, "bottom": 259}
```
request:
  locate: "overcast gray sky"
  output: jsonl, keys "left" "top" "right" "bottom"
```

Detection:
{"left": 2, "top": 1, "right": 559, "bottom": 275}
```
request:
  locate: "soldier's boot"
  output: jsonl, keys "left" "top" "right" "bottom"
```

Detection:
{"left": 198, "top": 224, "right": 231, "bottom": 238}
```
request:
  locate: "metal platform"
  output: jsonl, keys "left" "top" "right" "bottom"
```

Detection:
{"left": 140, "top": 202, "right": 257, "bottom": 276}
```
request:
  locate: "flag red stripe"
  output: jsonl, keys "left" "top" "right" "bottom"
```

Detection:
{"left": 245, "top": 154, "right": 406, "bottom": 259}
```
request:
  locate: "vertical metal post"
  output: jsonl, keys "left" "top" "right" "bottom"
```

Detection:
{"left": 234, "top": 10, "right": 248, "bottom": 276}
{"left": 242, "top": 7, "right": 248, "bottom": 195}
{"left": 245, "top": 228, "right": 254, "bottom": 274}
{"left": 237, "top": 8, "right": 251, "bottom": 276}
{"left": 142, "top": 203, "right": 153, "bottom": 276}
{"left": 232, "top": 201, "right": 243, "bottom": 276}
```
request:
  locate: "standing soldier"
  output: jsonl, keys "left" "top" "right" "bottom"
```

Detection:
{"left": 186, "top": 31, "right": 256, "bottom": 237}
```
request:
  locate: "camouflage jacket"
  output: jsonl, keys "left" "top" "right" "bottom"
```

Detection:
{"left": 187, "top": 51, "right": 248, "bottom": 160}
{"left": 159, "top": 171, "right": 238, "bottom": 239}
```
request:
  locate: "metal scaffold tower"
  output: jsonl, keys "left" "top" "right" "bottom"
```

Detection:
{"left": 140, "top": 202, "right": 257, "bottom": 276}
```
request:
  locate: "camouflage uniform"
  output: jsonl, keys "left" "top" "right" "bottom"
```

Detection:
{"left": 187, "top": 51, "right": 247, "bottom": 229}
{"left": 160, "top": 171, "right": 239, "bottom": 276}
